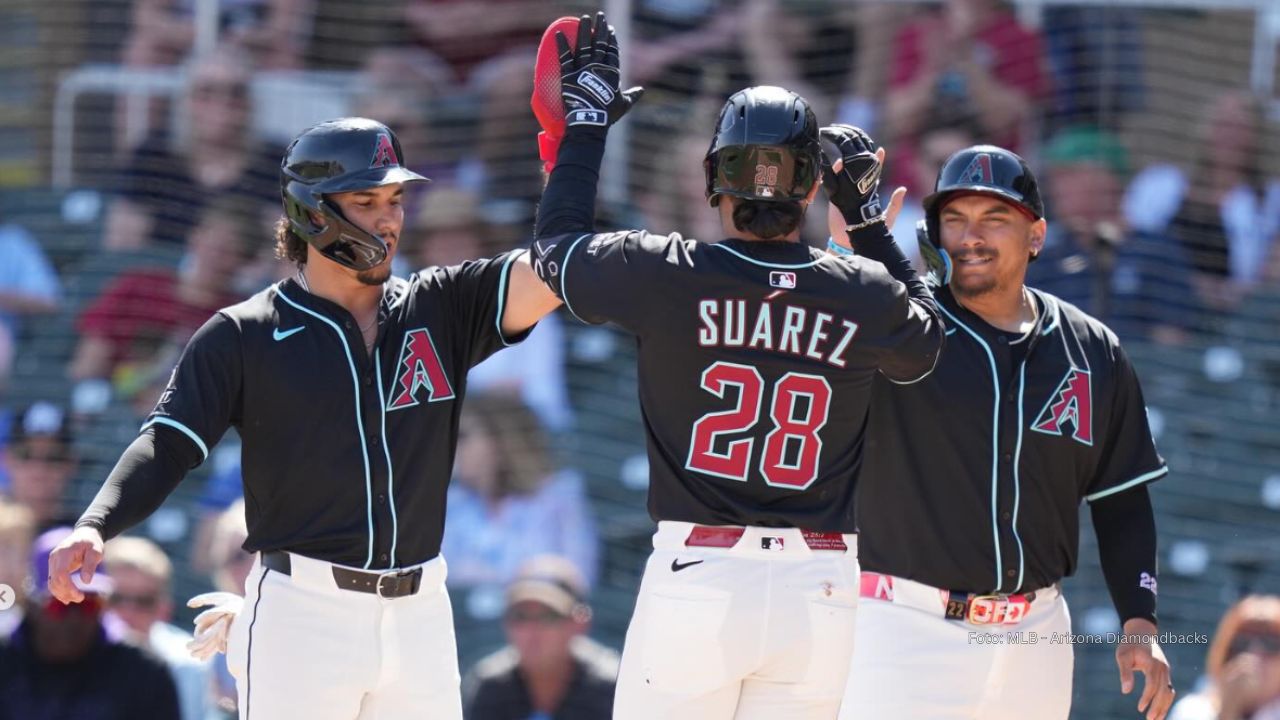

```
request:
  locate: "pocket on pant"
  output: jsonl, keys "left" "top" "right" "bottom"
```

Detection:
{"left": 635, "top": 584, "right": 734, "bottom": 695}
{"left": 799, "top": 582, "right": 859, "bottom": 689}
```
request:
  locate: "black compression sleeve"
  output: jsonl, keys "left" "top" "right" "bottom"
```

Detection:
{"left": 75, "top": 427, "right": 202, "bottom": 540}
{"left": 848, "top": 223, "right": 934, "bottom": 307}
{"left": 1091, "top": 484, "right": 1158, "bottom": 625}
{"left": 534, "top": 133, "right": 607, "bottom": 239}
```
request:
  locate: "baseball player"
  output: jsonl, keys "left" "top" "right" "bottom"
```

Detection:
{"left": 45, "top": 117, "right": 564, "bottom": 719}
{"left": 838, "top": 145, "right": 1175, "bottom": 720}
{"left": 531, "top": 18, "right": 944, "bottom": 718}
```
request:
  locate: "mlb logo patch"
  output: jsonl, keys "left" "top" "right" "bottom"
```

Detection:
{"left": 769, "top": 271, "right": 797, "bottom": 290}
{"left": 761, "top": 537, "right": 785, "bottom": 551}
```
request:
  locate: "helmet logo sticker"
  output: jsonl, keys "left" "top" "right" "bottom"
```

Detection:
{"left": 371, "top": 133, "right": 399, "bottom": 168}
{"left": 959, "top": 153, "right": 993, "bottom": 184}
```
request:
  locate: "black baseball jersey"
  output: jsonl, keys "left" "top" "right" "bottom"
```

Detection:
{"left": 145, "top": 252, "right": 528, "bottom": 569}
{"left": 856, "top": 287, "right": 1168, "bottom": 594}
{"left": 533, "top": 231, "right": 943, "bottom": 532}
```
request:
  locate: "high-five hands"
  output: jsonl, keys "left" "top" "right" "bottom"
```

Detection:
{"left": 557, "top": 12, "right": 643, "bottom": 131}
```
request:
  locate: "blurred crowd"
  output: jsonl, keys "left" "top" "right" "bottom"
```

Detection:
{"left": 0, "top": 0, "right": 1277, "bottom": 718}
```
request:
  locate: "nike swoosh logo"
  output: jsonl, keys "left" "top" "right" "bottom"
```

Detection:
{"left": 671, "top": 559, "right": 704, "bottom": 572}
{"left": 273, "top": 326, "right": 306, "bottom": 341}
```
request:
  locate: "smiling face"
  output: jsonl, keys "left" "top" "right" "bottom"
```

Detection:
{"left": 324, "top": 183, "right": 406, "bottom": 285}
{"left": 938, "top": 193, "right": 1045, "bottom": 298}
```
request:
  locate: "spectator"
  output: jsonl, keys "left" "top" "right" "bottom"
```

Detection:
{"left": 102, "top": 46, "right": 278, "bottom": 250}
{"left": 0, "top": 219, "right": 61, "bottom": 344}
{"left": 1170, "top": 595, "right": 1280, "bottom": 720}
{"left": 402, "top": 0, "right": 548, "bottom": 85}
{"left": 633, "top": 98, "right": 726, "bottom": 246}
{"left": 0, "top": 527, "right": 181, "bottom": 720}
{"left": 351, "top": 49, "right": 456, "bottom": 219}
{"left": 1040, "top": 6, "right": 1145, "bottom": 132}
{"left": 70, "top": 194, "right": 255, "bottom": 386}
{"left": 1026, "top": 126, "right": 1197, "bottom": 344}
{"left": 882, "top": 0, "right": 1047, "bottom": 195}
{"left": 403, "top": 188, "right": 572, "bottom": 431}
{"left": 122, "top": 0, "right": 312, "bottom": 74}
{"left": 116, "top": 0, "right": 313, "bottom": 150}
{"left": 0, "top": 402, "right": 81, "bottom": 532}
{"left": 740, "top": 0, "right": 856, "bottom": 123}
{"left": 888, "top": 118, "right": 982, "bottom": 268}
{"left": 402, "top": 0, "right": 554, "bottom": 212}
{"left": 0, "top": 500, "right": 35, "bottom": 637}
{"left": 441, "top": 392, "right": 598, "bottom": 589}
{"left": 103, "top": 536, "right": 211, "bottom": 720}
{"left": 628, "top": 0, "right": 745, "bottom": 100}
{"left": 462, "top": 555, "right": 619, "bottom": 720}
{"left": 1123, "top": 90, "right": 1280, "bottom": 316}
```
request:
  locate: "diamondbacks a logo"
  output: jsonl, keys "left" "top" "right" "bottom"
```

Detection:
{"left": 371, "top": 133, "right": 399, "bottom": 168}
{"left": 1031, "top": 367, "right": 1093, "bottom": 445}
{"left": 387, "top": 328, "right": 454, "bottom": 410}
{"left": 959, "top": 153, "right": 994, "bottom": 184}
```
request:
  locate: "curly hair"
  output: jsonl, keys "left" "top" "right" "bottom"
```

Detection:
{"left": 273, "top": 216, "right": 308, "bottom": 267}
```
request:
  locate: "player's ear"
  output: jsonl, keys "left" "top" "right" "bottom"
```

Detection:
{"left": 1028, "top": 218, "right": 1047, "bottom": 259}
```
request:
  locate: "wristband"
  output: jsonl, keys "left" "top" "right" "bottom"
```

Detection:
{"left": 826, "top": 238, "right": 856, "bottom": 256}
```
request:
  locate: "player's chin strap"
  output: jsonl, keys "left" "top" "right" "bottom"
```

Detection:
{"left": 916, "top": 219, "right": 953, "bottom": 287}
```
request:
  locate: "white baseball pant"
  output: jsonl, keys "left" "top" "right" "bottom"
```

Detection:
{"left": 224, "top": 553, "right": 463, "bottom": 720}
{"left": 838, "top": 574, "right": 1073, "bottom": 719}
{"left": 614, "top": 521, "right": 861, "bottom": 720}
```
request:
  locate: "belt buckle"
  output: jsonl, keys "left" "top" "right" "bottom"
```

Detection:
{"left": 376, "top": 569, "right": 410, "bottom": 598}
{"left": 966, "top": 594, "right": 1007, "bottom": 625}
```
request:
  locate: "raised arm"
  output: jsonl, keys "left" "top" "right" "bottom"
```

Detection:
{"left": 500, "top": 12, "right": 643, "bottom": 336}
{"left": 821, "top": 124, "right": 944, "bottom": 381}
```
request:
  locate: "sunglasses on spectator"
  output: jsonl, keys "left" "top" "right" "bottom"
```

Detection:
{"left": 504, "top": 607, "right": 569, "bottom": 626}
{"left": 42, "top": 594, "right": 104, "bottom": 619}
{"left": 10, "top": 445, "right": 73, "bottom": 463}
{"left": 1228, "top": 632, "right": 1280, "bottom": 658}
{"left": 108, "top": 591, "right": 162, "bottom": 611}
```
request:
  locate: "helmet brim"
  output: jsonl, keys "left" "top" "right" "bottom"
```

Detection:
{"left": 318, "top": 166, "right": 430, "bottom": 194}
{"left": 922, "top": 185, "right": 1040, "bottom": 220}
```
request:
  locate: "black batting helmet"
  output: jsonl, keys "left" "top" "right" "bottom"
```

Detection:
{"left": 280, "top": 117, "right": 429, "bottom": 271}
{"left": 704, "top": 86, "right": 821, "bottom": 207}
{"left": 918, "top": 145, "right": 1044, "bottom": 284}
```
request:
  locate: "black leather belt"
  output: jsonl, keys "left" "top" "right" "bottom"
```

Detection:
{"left": 261, "top": 551, "right": 423, "bottom": 599}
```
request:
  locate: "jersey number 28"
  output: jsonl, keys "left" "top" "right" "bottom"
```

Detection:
{"left": 685, "top": 361, "right": 831, "bottom": 490}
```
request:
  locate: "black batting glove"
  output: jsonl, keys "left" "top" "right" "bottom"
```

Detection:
{"left": 820, "top": 124, "right": 885, "bottom": 228}
{"left": 556, "top": 12, "right": 644, "bottom": 134}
